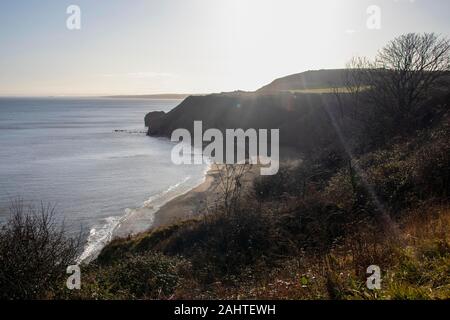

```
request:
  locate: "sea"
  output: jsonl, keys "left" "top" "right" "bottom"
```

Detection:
{"left": 0, "top": 97, "right": 208, "bottom": 262}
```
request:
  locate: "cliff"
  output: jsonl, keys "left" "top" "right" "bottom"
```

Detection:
{"left": 144, "top": 70, "right": 359, "bottom": 154}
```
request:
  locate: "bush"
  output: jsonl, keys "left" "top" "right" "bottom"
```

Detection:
{"left": 414, "top": 127, "right": 450, "bottom": 197}
{"left": 108, "top": 253, "right": 188, "bottom": 299}
{"left": 326, "top": 124, "right": 450, "bottom": 215}
{"left": 359, "top": 148, "right": 416, "bottom": 211}
{"left": 254, "top": 151, "right": 346, "bottom": 202}
{"left": 160, "top": 202, "right": 281, "bottom": 281}
{"left": 67, "top": 252, "right": 189, "bottom": 300}
{"left": 253, "top": 166, "right": 297, "bottom": 200}
{"left": 278, "top": 198, "right": 352, "bottom": 252}
{"left": 0, "top": 200, "right": 80, "bottom": 300}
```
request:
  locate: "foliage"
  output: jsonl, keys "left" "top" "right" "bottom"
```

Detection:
{"left": 0, "top": 200, "right": 81, "bottom": 300}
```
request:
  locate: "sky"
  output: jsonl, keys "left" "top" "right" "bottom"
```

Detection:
{"left": 0, "top": 0, "right": 449, "bottom": 96}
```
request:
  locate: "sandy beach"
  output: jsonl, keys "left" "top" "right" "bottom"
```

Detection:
{"left": 112, "top": 163, "right": 261, "bottom": 242}
{"left": 150, "top": 164, "right": 260, "bottom": 230}
{"left": 111, "top": 165, "right": 220, "bottom": 239}
{"left": 151, "top": 165, "right": 222, "bottom": 228}
{"left": 156, "top": 164, "right": 262, "bottom": 227}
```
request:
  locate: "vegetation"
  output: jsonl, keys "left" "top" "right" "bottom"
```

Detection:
{"left": 343, "top": 33, "right": 450, "bottom": 146}
{"left": 1, "top": 33, "right": 448, "bottom": 300}
{"left": 73, "top": 102, "right": 449, "bottom": 299}
{"left": 0, "top": 200, "right": 81, "bottom": 299}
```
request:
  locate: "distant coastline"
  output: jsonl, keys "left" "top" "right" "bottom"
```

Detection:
{"left": 105, "top": 93, "right": 193, "bottom": 99}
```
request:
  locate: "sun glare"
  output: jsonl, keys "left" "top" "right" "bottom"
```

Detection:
{"left": 212, "top": 0, "right": 344, "bottom": 91}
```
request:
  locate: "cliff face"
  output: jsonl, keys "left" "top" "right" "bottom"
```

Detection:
{"left": 144, "top": 70, "right": 352, "bottom": 153}
{"left": 144, "top": 111, "right": 165, "bottom": 128}
{"left": 146, "top": 92, "right": 347, "bottom": 153}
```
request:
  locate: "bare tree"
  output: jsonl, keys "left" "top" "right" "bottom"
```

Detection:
{"left": 216, "top": 163, "right": 252, "bottom": 216}
{"left": 343, "top": 33, "right": 449, "bottom": 137}
{"left": 344, "top": 57, "right": 373, "bottom": 120}
{"left": 353, "top": 33, "right": 450, "bottom": 117}
{"left": 373, "top": 33, "right": 449, "bottom": 118}
{"left": 0, "top": 199, "right": 81, "bottom": 299}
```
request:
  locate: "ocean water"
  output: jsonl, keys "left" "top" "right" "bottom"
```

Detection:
{"left": 0, "top": 98, "right": 208, "bottom": 262}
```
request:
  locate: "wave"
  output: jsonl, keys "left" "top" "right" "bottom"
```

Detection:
{"left": 76, "top": 216, "right": 121, "bottom": 263}
{"left": 142, "top": 176, "right": 191, "bottom": 208}
{"left": 77, "top": 167, "right": 209, "bottom": 264}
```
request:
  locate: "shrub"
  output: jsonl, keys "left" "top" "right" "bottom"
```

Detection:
{"left": 107, "top": 253, "right": 188, "bottom": 299}
{"left": 413, "top": 127, "right": 450, "bottom": 197}
{"left": 160, "top": 202, "right": 282, "bottom": 281}
{"left": 278, "top": 198, "right": 353, "bottom": 252}
{"left": 0, "top": 200, "right": 80, "bottom": 300}
{"left": 253, "top": 166, "right": 298, "bottom": 200}
{"left": 360, "top": 148, "right": 416, "bottom": 211}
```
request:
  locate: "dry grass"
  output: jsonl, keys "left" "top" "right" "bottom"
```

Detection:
{"left": 225, "top": 204, "right": 450, "bottom": 300}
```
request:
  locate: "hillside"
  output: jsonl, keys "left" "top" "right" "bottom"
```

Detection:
{"left": 90, "top": 65, "right": 448, "bottom": 300}
{"left": 144, "top": 70, "right": 360, "bottom": 155}
{"left": 144, "top": 69, "right": 449, "bottom": 155}
{"left": 3, "top": 67, "right": 449, "bottom": 301}
{"left": 257, "top": 69, "right": 351, "bottom": 93}
{"left": 146, "top": 92, "right": 346, "bottom": 154}
{"left": 106, "top": 93, "right": 192, "bottom": 99}
{"left": 76, "top": 103, "right": 450, "bottom": 300}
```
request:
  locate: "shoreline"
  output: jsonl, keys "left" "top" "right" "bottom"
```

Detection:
{"left": 79, "top": 165, "right": 212, "bottom": 263}
{"left": 150, "top": 164, "right": 222, "bottom": 229}
{"left": 114, "top": 163, "right": 260, "bottom": 237}
{"left": 145, "top": 163, "right": 260, "bottom": 230}
{"left": 81, "top": 163, "right": 259, "bottom": 263}
{"left": 112, "top": 165, "right": 217, "bottom": 239}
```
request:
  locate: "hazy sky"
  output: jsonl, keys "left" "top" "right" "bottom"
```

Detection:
{"left": 0, "top": 0, "right": 449, "bottom": 96}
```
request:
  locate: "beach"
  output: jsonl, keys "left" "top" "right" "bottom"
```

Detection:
{"left": 153, "top": 164, "right": 261, "bottom": 227}
{"left": 113, "top": 164, "right": 261, "bottom": 239}
{"left": 111, "top": 165, "right": 218, "bottom": 240}
{"left": 151, "top": 165, "right": 221, "bottom": 228}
